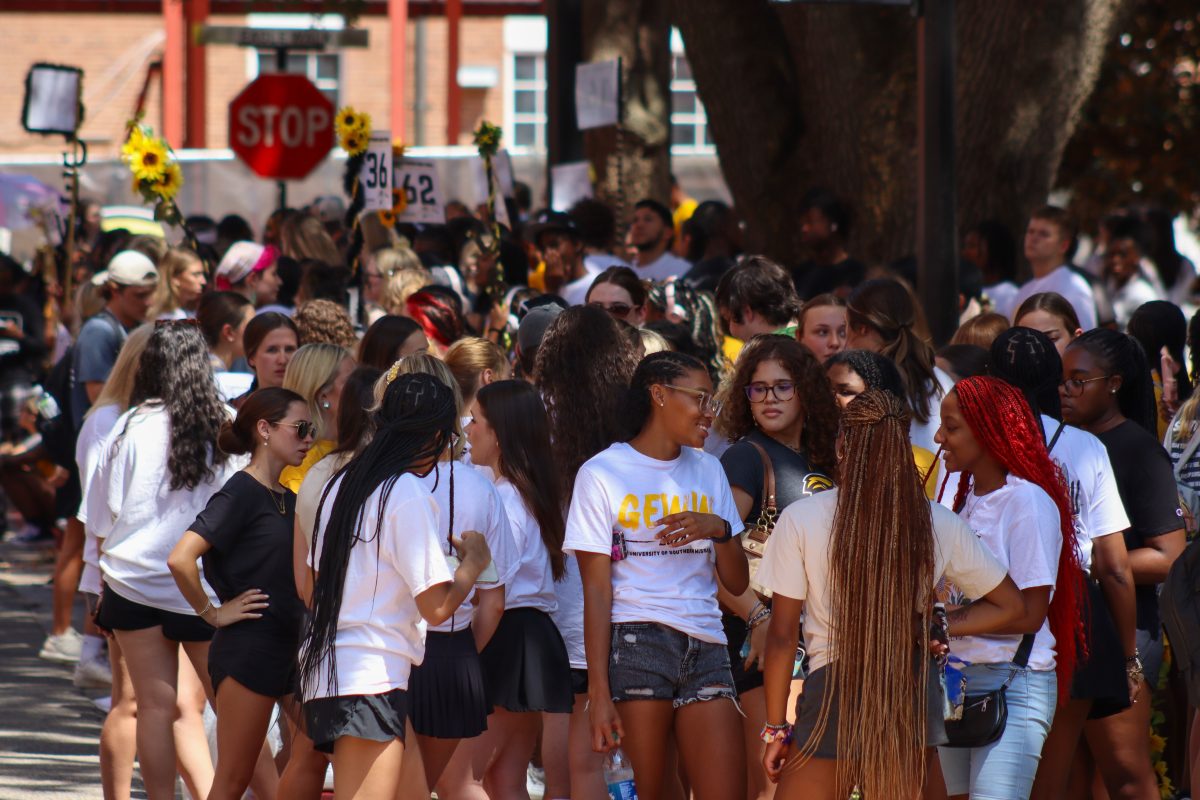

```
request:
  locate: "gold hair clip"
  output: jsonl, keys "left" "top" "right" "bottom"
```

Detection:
{"left": 386, "top": 361, "right": 402, "bottom": 385}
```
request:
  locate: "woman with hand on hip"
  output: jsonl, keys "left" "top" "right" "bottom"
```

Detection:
{"left": 168, "top": 387, "right": 316, "bottom": 800}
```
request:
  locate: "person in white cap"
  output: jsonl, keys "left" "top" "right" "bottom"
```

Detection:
{"left": 215, "top": 241, "right": 282, "bottom": 309}
{"left": 71, "top": 250, "right": 159, "bottom": 430}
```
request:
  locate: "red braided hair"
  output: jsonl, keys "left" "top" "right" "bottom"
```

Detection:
{"left": 952, "top": 376, "right": 1086, "bottom": 703}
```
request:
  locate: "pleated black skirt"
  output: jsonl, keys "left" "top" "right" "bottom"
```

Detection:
{"left": 409, "top": 628, "right": 492, "bottom": 738}
{"left": 479, "top": 607, "right": 573, "bottom": 714}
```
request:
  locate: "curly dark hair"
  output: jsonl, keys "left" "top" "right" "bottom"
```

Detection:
{"left": 716, "top": 334, "right": 839, "bottom": 476}
{"left": 534, "top": 304, "right": 640, "bottom": 493}
{"left": 130, "top": 322, "right": 231, "bottom": 490}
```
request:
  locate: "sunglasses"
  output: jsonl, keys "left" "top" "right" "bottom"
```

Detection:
{"left": 273, "top": 420, "right": 317, "bottom": 439}
{"left": 745, "top": 381, "right": 797, "bottom": 403}
{"left": 589, "top": 301, "right": 634, "bottom": 318}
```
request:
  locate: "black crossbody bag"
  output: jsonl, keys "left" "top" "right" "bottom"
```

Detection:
{"left": 943, "top": 633, "right": 1035, "bottom": 748}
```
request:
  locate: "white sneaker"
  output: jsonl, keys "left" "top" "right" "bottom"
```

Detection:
{"left": 73, "top": 655, "right": 112, "bottom": 689}
{"left": 39, "top": 629, "right": 82, "bottom": 664}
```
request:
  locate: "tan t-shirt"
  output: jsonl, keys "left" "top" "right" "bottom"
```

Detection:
{"left": 757, "top": 489, "right": 1007, "bottom": 672}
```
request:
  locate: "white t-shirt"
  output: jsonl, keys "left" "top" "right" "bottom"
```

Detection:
{"left": 214, "top": 371, "right": 254, "bottom": 403}
{"left": 418, "top": 461, "right": 518, "bottom": 633}
{"left": 1041, "top": 414, "right": 1129, "bottom": 568}
{"left": 632, "top": 251, "right": 692, "bottom": 283}
{"left": 984, "top": 281, "right": 1020, "bottom": 321}
{"left": 757, "top": 489, "right": 1007, "bottom": 673}
{"left": 296, "top": 451, "right": 351, "bottom": 547}
{"left": 304, "top": 472, "right": 451, "bottom": 699}
{"left": 89, "top": 405, "right": 244, "bottom": 613}
{"left": 551, "top": 553, "right": 586, "bottom": 669}
{"left": 496, "top": 478, "right": 558, "bottom": 613}
{"left": 910, "top": 366, "right": 957, "bottom": 455}
{"left": 76, "top": 403, "right": 121, "bottom": 596}
{"left": 563, "top": 442, "right": 742, "bottom": 644}
{"left": 1109, "top": 275, "right": 1160, "bottom": 328}
{"left": 949, "top": 475, "right": 1063, "bottom": 670}
{"left": 1015, "top": 266, "right": 1098, "bottom": 330}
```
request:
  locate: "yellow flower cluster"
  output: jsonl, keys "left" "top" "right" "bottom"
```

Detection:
{"left": 473, "top": 121, "right": 502, "bottom": 158}
{"left": 336, "top": 107, "right": 371, "bottom": 156}
{"left": 121, "top": 123, "right": 183, "bottom": 203}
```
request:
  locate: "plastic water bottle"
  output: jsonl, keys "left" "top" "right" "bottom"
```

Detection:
{"left": 603, "top": 744, "right": 638, "bottom": 800}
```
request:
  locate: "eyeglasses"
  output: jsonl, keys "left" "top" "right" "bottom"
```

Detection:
{"left": 589, "top": 301, "right": 634, "bottom": 318}
{"left": 1059, "top": 375, "right": 1110, "bottom": 397}
{"left": 663, "top": 384, "right": 722, "bottom": 416}
{"left": 745, "top": 381, "right": 797, "bottom": 403}
{"left": 273, "top": 420, "right": 317, "bottom": 439}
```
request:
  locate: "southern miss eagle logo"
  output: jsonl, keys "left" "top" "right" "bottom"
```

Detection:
{"left": 802, "top": 472, "right": 834, "bottom": 496}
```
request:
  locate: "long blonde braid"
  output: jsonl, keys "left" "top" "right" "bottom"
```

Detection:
{"left": 789, "top": 389, "right": 936, "bottom": 799}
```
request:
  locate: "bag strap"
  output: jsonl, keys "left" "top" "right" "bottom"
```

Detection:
{"left": 1046, "top": 420, "right": 1067, "bottom": 454}
{"left": 747, "top": 440, "right": 776, "bottom": 517}
{"left": 1173, "top": 420, "right": 1200, "bottom": 482}
{"left": 1012, "top": 633, "right": 1035, "bottom": 669}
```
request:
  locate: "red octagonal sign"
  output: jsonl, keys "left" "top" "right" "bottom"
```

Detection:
{"left": 229, "top": 74, "right": 334, "bottom": 180}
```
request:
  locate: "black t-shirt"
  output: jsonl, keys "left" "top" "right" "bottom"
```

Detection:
{"left": 1097, "top": 419, "right": 1184, "bottom": 633}
{"left": 791, "top": 257, "right": 868, "bottom": 300}
{"left": 193, "top": 471, "right": 304, "bottom": 641}
{"left": 720, "top": 429, "right": 834, "bottom": 525}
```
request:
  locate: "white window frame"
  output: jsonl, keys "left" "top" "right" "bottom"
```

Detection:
{"left": 503, "top": 17, "right": 549, "bottom": 153}
{"left": 245, "top": 14, "right": 343, "bottom": 108}
{"left": 669, "top": 28, "right": 715, "bottom": 155}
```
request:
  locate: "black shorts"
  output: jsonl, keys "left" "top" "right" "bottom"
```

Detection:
{"left": 409, "top": 628, "right": 491, "bottom": 739}
{"left": 96, "top": 583, "right": 214, "bottom": 642}
{"left": 570, "top": 668, "right": 589, "bottom": 696}
{"left": 304, "top": 688, "right": 408, "bottom": 755}
{"left": 209, "top": 625, "right": 299, "bottom": 700}
{"left": 1073, "top": 580, "right": 1131, "bottom": 719}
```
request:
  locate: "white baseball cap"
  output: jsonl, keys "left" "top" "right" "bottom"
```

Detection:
{"left": 91, "top": 250, "right": 159, "bottom": 287}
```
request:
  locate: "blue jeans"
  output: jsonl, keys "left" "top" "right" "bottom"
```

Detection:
{"left": 938, "top": 664, "right": 1056, "bottom": 799}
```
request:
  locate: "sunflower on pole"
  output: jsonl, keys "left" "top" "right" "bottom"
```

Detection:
{"left": 336, "top": 106, "right": 372, "bottom": 275}
{"left": 121, "top": 117, "right": 196, "bottom": 250}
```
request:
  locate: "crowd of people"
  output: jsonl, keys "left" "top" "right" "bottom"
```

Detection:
{"left": 5, "top": 183, "right": 1200, "bottom": 800}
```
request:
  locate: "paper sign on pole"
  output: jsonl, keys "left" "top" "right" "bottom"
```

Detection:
{"left": 551, "top": 162, "right": 593, "bottom": 212}
{"left": 394, "top": 158, "right": 445, "bottom": 224}
{"left": 575, "top": 60, "right": 621, "bottom": 130}
{"left": 359, "top": 131, "right": 392, "bottom": 212}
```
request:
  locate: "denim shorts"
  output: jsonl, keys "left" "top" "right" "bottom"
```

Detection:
{"left": 608, "top": 622, "right": 737, "bottom": 709}
{"left": 937, "top": 665, "right": 1056, "bottom": 800}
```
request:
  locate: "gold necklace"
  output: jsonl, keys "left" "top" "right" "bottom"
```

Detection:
{"left": 264, "top": 484, "right": 286, "bottom": 515}
{"left": 245, "top": 468, "right": 286, "bottom": 514}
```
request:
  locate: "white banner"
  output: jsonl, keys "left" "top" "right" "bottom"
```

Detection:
{"left": 359, "top": 130, "right": 392, "bottom": 211}
{"left": 395, "top": 158, "right": 445, "bottom": 224}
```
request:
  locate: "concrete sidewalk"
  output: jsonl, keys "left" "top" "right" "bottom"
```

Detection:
{"left": 0, "top": 538, "right": 118, "bottom": 799}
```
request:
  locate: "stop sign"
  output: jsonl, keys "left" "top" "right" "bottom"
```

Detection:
{"left": 229, "top": 74, "right": 334, "bottom": 180}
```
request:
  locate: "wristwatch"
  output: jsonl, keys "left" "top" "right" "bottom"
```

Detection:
{"left": 713, "top": 519, "right": 734, "bottom": 543}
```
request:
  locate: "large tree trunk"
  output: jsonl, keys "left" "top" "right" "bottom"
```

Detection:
{"left": 580, "top": 0, "right": 672, "bottom": 234}
{"left": 671, "top": 0, "right": 1123, "bottom": 271}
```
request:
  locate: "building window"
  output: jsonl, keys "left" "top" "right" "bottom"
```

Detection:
{"left": 508, "top": 54, "right": 547, "bottom": 150}
{"left": 256, "top": 51, "right": 340, "bottom": 109}
{"left": 670, "top": 54, "right": 713, "bottom": 154}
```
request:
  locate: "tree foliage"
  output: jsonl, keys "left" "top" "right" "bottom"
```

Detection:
{"left": 1057, "top": 1, "right": 1200, "bottom": 230}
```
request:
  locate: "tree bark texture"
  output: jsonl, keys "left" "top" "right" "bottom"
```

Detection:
{"left": 580, "top": 0, "right": 673, "bottom": 234}
{"left": 671, "top": 0, "right": 1124, "bottom": 269}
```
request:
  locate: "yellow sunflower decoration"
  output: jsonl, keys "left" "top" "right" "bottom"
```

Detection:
{"left": 378, "top": 208, "right": 396, "bottom": 228}
{"left": 391, "top": 187, "right": 408, "bottom": 218}
{"left": 336, "top": 106, "right": 371, "bottom": 156}
{"left": 121, "top": 118, "right": 184, "bottom": 224}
